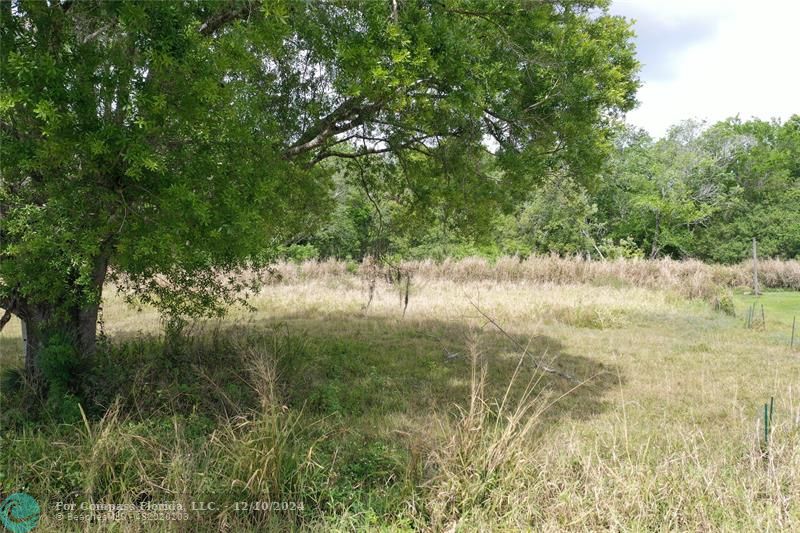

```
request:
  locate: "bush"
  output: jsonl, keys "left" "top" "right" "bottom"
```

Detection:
{"left": 281, "top": 243, "right": 321, "bottom": 263}
{"left": 711, "top": 288, "right": 736, "bottom": 316}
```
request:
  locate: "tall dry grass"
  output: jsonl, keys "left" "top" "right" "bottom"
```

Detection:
{"left": 268, "top": 256, "right": 800, "bottom": 299}
{"left": 423, "top": 335, "right": 550, "bottom": 530}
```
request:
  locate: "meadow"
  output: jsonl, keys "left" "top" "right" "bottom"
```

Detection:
{"left": 1, "top": 258, "right": 799, "bottom": 531}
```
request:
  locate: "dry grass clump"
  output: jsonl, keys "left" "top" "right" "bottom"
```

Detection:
{"left": 423, "top": 337, "right": 549, "bottom": 530}
{"left": 521, "top": 403, "right": 800, "bottom": 531}
{"left": 752, "top": 258, "right": 800, "bottom": 290}
{"left": 209, "top": 339, "right": 305, "bottom": 506}
{"left": 421, "top": 378, "right": 800, "bottom": 532}
{"left": 265, "top": 258, "right": 355, "bottom": 284}
{"left": 8, "top": 333, "right": 321, "bottom": 532}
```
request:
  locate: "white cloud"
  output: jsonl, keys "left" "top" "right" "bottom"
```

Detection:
{"left": 611, "top": 0, "right": 800, "bottom": 137}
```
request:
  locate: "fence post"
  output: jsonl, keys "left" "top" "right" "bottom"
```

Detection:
{"left": 752, "top": 237, "right": 760, "bottom": 296}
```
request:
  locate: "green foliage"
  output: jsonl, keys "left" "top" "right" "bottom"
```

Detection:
{"left": 516, "top": 173, "right": 600, "bottom": 256}
{"left": 310, "top": 173, "right": 382, "bottom": 260}
{"left": 37, "top": 334, "right": 86, "bottom": 422}
{"left": 281, "top": 244, "right": 321, "bottom": 263}
{"left": 596, "top": 117, "right": 800, "bottom": 263}
{"left": 279, "top": 114, "right": 799, "bottom": 266}
{"left": 1, "top": 0, "right": 639, "bottom": 335}
{"left": 289, "top": 115, "right": 799, "bottom": 264}
{"left": 598, "top": 236, "right": 644, "bottom": 259}
{"left": 711, "top": 288, "right": 736, "bottom": 316}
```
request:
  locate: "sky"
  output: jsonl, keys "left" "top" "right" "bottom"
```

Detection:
{"left": 609, "top": 0, "right": 800, "bottom": 138}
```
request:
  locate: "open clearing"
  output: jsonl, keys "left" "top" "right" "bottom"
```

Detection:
{"left": 2, "top": 276, "right": 799, "bottom": 531}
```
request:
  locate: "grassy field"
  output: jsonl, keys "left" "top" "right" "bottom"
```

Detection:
{"left": 1, "top": 274, "right": 799, "bottom": 531}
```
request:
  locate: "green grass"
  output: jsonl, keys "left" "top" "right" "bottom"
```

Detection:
{"left": 1, "top": 279, "right": 799, "bottom": 531}
{"left": 734, "top": 290, "right": 800, "bottom": 325}
{"left": 734, "top": 290, "right": 800, "bottom": 348}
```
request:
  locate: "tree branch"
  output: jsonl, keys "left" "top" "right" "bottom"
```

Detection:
{"left": 282, "top": 98, "right": 385, "bottom": 159}
{"left": 198, "top": 1, "right": 259, "bottom": 36}
{"left": 0, "top": 291, "right": 20, "bottom": 332}
{"left": 0, "top": 307, "right": 13, "bottom": 332}
{"left": 83, "top": 22, "right": 114, "bottom": 44}
{"left": 306, "top": 134, "right": 437, "bottom": 167}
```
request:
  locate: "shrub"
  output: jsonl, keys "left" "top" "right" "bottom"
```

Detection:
{"left": 711, "top": 288, "right": 736, "bottom": 316}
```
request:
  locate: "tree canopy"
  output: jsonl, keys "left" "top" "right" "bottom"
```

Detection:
{"left": 595, "top": 117, "right": 800, "bottom": 262}
{"left": 1, "top": 0, "right": 639, "bottom": 380}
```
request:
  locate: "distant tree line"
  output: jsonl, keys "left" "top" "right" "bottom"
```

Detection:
{"left": 284, "top": 116, "right": 800, "bottom": 264}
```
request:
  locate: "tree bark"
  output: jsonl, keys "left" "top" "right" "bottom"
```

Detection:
{"left": 20, "top": 299, "right": 103, "bottom": 386}
{"left": 18, "top": 249, "right": 110, "bottom": 384}
{"left": 21, "top": 311, "right": 42, "bottom": 384}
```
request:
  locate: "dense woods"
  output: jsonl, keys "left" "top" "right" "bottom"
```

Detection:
{"left": 287, "top": 116, "right": 800, "bottom": 263}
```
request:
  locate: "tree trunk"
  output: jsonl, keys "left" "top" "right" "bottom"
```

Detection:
{"left": 649, "top": 213, "right": 661, "bottom": 259}
{"left": 20, "top": 311, "right": 44, "bottom": 384}
{"left": 19, "top": 250, "right": 109, "bottom": 385}
{"left": 20, "top": 300, "right": 101, "bottom": 385}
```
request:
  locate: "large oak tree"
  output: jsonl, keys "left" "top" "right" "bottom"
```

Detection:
{"left": 1, "top": 0, "right": 638, "bottom": 384}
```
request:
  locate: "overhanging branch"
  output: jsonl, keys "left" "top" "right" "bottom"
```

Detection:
{"left": 282, "top": 98, "right": 385, "bottom": 159}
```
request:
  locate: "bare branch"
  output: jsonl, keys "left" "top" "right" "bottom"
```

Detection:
{"left": 467, "top": 298, "right": 578, "bottom": 382}
{"left": 82, "top": 22, "right": 115, "bottom": 44}
{"left": 283, "top": 98, "right": 385, "bottom": 159}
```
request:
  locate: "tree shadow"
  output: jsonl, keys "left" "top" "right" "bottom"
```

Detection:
{"left": 1, "top": 307, "right": 623, "bottom": 438}
{"left": 0, "top": 306, "right": 625, "bottom": 523}
{"left": 236, "top": 310, "right": 623, "bottom": 432}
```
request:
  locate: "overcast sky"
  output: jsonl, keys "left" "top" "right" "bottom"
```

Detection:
{"left": 609, "top": 0, "right": 799, "bottom": 138}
